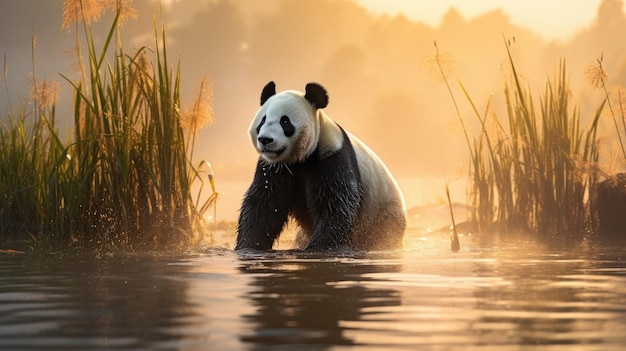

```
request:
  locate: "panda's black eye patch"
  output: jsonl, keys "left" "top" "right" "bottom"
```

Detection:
{"left": 256, "top": 116, "right": 266, "bottom": 134}
{"left": 280, "top": 115, "right": 295, "bottom": 137}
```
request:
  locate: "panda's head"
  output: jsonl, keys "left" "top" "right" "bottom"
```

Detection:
{"left": 249, "top": 81, "right": 329, "bottom": 164}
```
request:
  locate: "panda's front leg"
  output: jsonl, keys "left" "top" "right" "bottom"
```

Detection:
{"left": 236, "top": 160, "right": 294, "bottom": 250}
{"left": 305, "top": 163, "right": 362, "bottom": 251}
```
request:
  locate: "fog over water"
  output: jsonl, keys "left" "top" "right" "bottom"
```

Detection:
{"left": 2, "top": 0, "right": 626, "bottom": 220}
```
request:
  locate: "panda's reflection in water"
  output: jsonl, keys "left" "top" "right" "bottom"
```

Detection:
{"left": 236, "top": 251, "right": 402, "bottom": 348}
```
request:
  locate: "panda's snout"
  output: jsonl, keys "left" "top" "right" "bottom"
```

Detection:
{"left": 258, "top": 137, "right": 274, "bottom": 146}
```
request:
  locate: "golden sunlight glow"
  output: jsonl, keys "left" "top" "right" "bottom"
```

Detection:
{"left": 356, "top": 0, "right": 602, "bottom": 41}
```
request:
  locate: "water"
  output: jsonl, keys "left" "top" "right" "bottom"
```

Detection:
{"left": 1, "top": 231, "right": 626, "bottom": 350}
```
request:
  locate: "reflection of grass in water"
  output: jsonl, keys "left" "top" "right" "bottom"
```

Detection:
{"left": 432, "top": 38, "right": 603, "bottom": 240}
{"left": 0, "top": 1, "right": 215, "bottom": 250}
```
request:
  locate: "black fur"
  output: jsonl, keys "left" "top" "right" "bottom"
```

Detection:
{"left": 236, "top": 128, "right": 362, "bottom": 251}
{"left": 260, "top": 81, "right": 328, "bottom": 109}
{"left": 255, "top": 116, "right": 266, "bottom": 134}
{"left": 280, "top": 116, "right": 295, "bottom": 137}
{"left": 260, "top": 81, "right": 276, "bottom": 106}
{"left": 304, "top": 83, "right": 329, "bottom": 109}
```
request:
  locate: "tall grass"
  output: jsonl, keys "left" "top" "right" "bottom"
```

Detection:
{"left": 435, "top": 40, "right": 603, "bottom": 240}
{"left": 0, "top": 2, "right": 215, "bottom": 250}
{"left": 0, "top": 101, "right": 53, "bottom": 240}
{"left": 0, "top": 36, "right": 62, "bottom": 242}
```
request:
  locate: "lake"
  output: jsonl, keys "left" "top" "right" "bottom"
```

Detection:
{"left": 1, "top": 229, "right": 626, "bottom": 350}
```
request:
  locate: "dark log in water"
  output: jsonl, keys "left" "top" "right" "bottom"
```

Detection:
{"left": 597, "top": 172, "right": 626, "bottom": 240}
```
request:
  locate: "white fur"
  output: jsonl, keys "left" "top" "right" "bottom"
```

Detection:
{"left": 249, "top": 90, "right": 319, "bottom": 164}
{"left": 346, "top": 132, "right": 407, "bottom": 245}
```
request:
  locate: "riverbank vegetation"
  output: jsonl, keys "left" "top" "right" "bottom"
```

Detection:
{"left": 0, "top": 1, "right": 215, "bottom": 250}
{"left": 433, "top": 39, "right": 624, "bottom": 241}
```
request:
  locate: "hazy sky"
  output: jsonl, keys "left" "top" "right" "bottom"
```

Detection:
{"left": 356, "top": 0, "right": 603, "bottom": 41}
{"left": 158, "top": 0, "right": 604, "bottom": 41}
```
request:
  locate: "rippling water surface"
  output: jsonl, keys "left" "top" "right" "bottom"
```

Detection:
{"left": 1, "top": 231, "right": 626, "bottom": 350}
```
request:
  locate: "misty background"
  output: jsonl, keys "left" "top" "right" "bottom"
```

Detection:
{"left": 2, "top": 0, "right": 626, "bottom": 221}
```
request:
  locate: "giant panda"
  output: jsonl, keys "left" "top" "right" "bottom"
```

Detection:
{"left": 236, "top": 81, "right": 406, "bottom": 251}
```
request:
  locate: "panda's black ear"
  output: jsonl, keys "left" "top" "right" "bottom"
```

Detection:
{"left": 260, "top": 81, "right": 276, "bottom": 106}
{"left": 304, "top": 82, "right": 328, "bottom": 109}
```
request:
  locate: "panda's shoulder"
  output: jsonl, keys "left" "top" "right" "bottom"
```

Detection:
{"left": 317, "top": 112, "right": 345, "bottom": 157}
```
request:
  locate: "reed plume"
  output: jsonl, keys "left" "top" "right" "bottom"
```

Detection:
{"left": 584, "top": 57, "right": 608, "bottom": 89}
{"left": 586, "top": 55, "right": 626, "bottom": 162}
{"left": 62, "top": 0, "right": 104, "bottom": 30}
{"left": 181, "top": 78, "right": 215, "bottom": 132}
{"left": 30, "top": 80, "right": 60, "bottom": 108}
